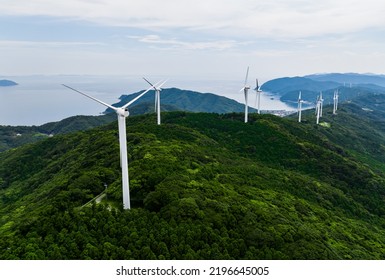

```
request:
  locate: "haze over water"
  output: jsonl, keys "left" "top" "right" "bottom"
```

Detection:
{"left": 0, "top": 75, "right": 295, "bottom": 126}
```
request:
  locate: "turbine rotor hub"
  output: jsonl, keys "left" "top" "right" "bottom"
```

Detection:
{"left": 117, "top": 108, "right": 129, "bottom": 117}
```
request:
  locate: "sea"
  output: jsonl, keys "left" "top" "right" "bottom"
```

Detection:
{"left": 0, "top": 75, "right": 295, "bottom": 126}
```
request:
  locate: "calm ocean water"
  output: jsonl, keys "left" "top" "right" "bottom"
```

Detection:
{"left": 0, "top": 75, "right": 295, "bottom": 126}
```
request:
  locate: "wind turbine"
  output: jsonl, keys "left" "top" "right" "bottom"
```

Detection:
{"left": 62, "top": 83, "right": 156, "bottom": 210}
{"left": 254, "top": 78, "right": 262, "bottom": 114}
{"left": 315, "top": 95, "right": 321, "bottom": 124}
{"left": 143, "top": 78, "right": 167, "bottom": 125}
{"left": 333, "top": 89, "right": 339, "bottom": 114}
{"left": 298, "top": 91, "right": 303, "bottom": 123}
{"left": 240, "top": 66, "right": 250, "bottom": 123}
{"left": 319, "top": 91, "right": 324, "bottom": 117}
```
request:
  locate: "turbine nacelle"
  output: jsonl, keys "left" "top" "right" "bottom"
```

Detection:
{"left": 254, "top": 79, "right": 262, "bottom": 92}
{"left": 143, "top": 77, "right": 167, "bottom": 91}
{"left": 117, "top": 107, "right": 129, "bottom": 117}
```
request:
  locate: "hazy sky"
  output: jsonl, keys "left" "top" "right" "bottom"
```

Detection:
{"left": 1, "top": 0, "right": 385, "bottom": 81}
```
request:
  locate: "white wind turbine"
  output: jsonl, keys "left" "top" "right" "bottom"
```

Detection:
{"left": 298, "top": 91, "right": 303, "bottom": 123}
{"left": 315, "top": 94, "right": 321, "bottom": 125}
{"left": 62, "top": 83, "right": 156, "bottom": 210}
{"left": 333, "top": 89, "right": 339, "bottom": 115}
{"left": 319, "top": 91, "right": 324, "bottom": 117}
{"left": 254, "top": 78, "right": 262, "bottom": 114}
{"left": 143, "top": 77, "right": 167, "bottom": 125}
{"left": 336, "top": 89, "right": 339, "bottom": 111}
{"left": 240, "top": 66, "right": 251, "bottom": 123}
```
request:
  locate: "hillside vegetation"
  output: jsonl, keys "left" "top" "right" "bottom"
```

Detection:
{"left": 1, "top": 102, "right": 385, "bottom": 259}
{"left": 0, "top": 114, "right": 115, "bottom": 152}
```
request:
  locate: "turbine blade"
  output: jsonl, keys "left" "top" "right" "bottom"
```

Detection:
{"left": 143, "top": 77, "right": 155, "bottom": 88}
{"left": 157, "top": 79, "right": 168, "bottom": 89}
{"left": 62, "top": 84, "right": 118, "bottom": 111}
{"left": 244, "top": 66, "right": 249, "bottom": 87}
{"left": 154, "top": 91, "right": 158, "bottom": 113}
{"left": 122, "top": 85, "right": 154, "bottom": 109}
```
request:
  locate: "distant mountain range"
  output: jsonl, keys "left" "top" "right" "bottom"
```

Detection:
{"left": 261, "top": 73, "right": 385, "bottom": 107}
{"left": 0, "top": 80, "right": 17, "bottom": 87}
{"left": 306, "top": 73, "right": 385, "bottom": 87}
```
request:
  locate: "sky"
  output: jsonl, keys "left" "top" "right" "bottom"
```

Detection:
{"left": 1, "top": 0, "right": 385, "bottom": 82}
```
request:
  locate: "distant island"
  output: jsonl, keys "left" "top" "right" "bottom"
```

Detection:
{"left": 0, "top": 79, "right": 18, "bottom": 87}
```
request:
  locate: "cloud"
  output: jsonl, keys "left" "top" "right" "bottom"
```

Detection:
{"left": 127, "top": 35, "right": 241, "bottom": 51}
{"left": 2, "top": 0, "right": 385, "bottom": 78}
{"left": 1, "top": 0, "right": 385, "bottom": 39}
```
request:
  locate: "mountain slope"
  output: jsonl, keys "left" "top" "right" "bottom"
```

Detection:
{"left": 263, "top": 74, "right": 385, "bottom": 106}
{"left": 1, "top": 109, "right": 385, "bottom": 259}
{"left": 0, "top": 114, "right": 115, "bottom": 152}
{"left": 281, "top": 86, "right": 385, "bottom": 107}
{"left": 306, "top": 73, "right": 385, "bottom": 87}
{"left": 292, "top": 92, "right": 385, "bottom": 172}
{"left": 261, "top": 77, "right": 341, "bottom": 95}
{"left": 106, "top": 87, "right": 255, "bottom": 114}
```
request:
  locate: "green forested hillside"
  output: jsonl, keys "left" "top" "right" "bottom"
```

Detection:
{"left": 107, "top": 88, "right": 256, "bottom": 114}
{"left": 0, "top": 114, "right": 116, "bottom": 152}
{"left": 295, "top": 94, "right": 385, "bottom": 169}
{"left": 1, "top": 107, "right": 385, "bottom": 260}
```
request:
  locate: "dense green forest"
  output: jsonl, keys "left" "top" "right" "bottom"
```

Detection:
{"left": 0, "top": 114, "right": 115, "bottom": 152}
{"left": 1, "top": 100, "right": 385, "bottom": 259}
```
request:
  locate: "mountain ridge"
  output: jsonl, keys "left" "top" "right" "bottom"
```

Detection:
{"left": 106, "top": 87, "right": 256, "bottom": 114}
{"left": 262, "top": 73, "right": 385, "bottom": 106}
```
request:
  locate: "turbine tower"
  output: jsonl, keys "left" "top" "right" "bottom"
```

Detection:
{"left": 333, "top": 89, "right": 339, "bottom": 114}
{"left": 254, "top": 78, "right": 262, "bottom": 114}
{"left": 315, "top": 95, "right": 321, "bottom": 125}
{"left": 319, "top": 91, "right": 324, "bottom": 117}
{"left": 336, "top": 89, "right": 339, "bottom": 111}
{"left": 143, "top": 78, "right": 167, "bottom": 125}
{"left": 240, "top": 66, "right": 250, "bottom": 123}
{"left": 298, "top": 91, "right": 303, "bottom": 123}
{"left": 62, "top": 83, "right": 155, "bottom": 210}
